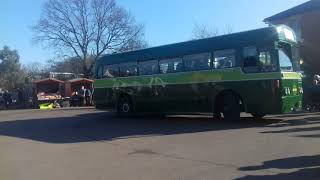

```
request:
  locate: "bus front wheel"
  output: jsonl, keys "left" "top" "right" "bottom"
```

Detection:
{"left": 117, "top": 96, "right": 133, "bottom": 116}
{"left": 222, "top": 93, "right": 240, "bottom": 121}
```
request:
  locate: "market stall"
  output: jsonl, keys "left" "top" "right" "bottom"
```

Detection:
{"left": 34, "top": 78, "right": 66, "bottom": 108}
{"left": 65, "top": 78, "right": 94, "bottom": 106}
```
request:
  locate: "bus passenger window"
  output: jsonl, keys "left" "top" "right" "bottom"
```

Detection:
{"left": 259, "top": 50, "right": 276, "bottom": 72}
{"left": 184, "top": 53, "right": 211, "bottom": 71}
{"left": 213, "top": 49, "right": 236, "bottom": 69}
{"left": 159, "top": 58, "right": 183, "bottom": 74}
{"left": 139, "top": 60, "right": 159, "bottom": 75}
{"left": 104, "top": 65, "right": 119, "bottom": 78}
{"left": 119, "top": 62, "right": 138, "bottom": 77}
{"left": 97, "top": 65, "right": 103, "bottom": 79}
{"left": 243, "top": 47, "right": 259, "bottom": 73}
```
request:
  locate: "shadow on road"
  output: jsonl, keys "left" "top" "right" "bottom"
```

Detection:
{"left": 236, "top": 155, "right": 320, "bottom": 180}
{"left": 261, "top": 116, "right": 320, "bottom": 138}
{"left": 0, "top": 111, "right": 282, "bottom": 144}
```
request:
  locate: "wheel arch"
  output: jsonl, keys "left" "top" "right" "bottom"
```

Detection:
{"left": 116, "top": 92, "right": 135, "bottom": 111}
{"left": 213, "top": 89, "right": 247, "bottom": 113}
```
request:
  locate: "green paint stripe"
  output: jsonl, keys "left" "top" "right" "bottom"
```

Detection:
{"left": 94, "top": 68, "right": 302, "bottom": 88}
{"left": 281, "top": 72, "right": 302, "bottom": 79}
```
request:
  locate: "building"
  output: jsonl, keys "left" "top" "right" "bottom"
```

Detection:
{"left": 264, "top": 0, "right": 320, "bottom": 75}
{"left": 48, "top": 72, "right": 84, "bottom": 81}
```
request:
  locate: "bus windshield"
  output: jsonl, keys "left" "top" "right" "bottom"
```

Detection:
{"left": 278, "top": 43, "right": 300, "bottom": 72}
{"left": 279, "top": 49, "right": 293, "bottom": 72}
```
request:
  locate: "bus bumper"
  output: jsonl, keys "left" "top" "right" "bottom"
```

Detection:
{"left": 281, "top": 95, "right": 303, "bottom": 113}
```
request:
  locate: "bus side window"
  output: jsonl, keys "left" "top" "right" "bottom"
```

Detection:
{"left": 104, "top": 64, "right": 119, "bottom": 78}
{"left": 259, "top": 50, "right": 277, "bottom": 72}
{"left": 213, "top": 49, "right": 236, "bottom": 69}
{"left": 243, "top": 46, "right": 259, "bottom": 73}
{"left": 159, "top": 58, "right": 183, "bottom": 74}
{"left": 184, "top": 53, "right": 211, "bottom": 71}
{"left": 97, "top": 65, "right": 103, "bottom": 79}
{"left": 139, "top": 60, "right": 159, "bottom": 75}
{"left": 119, "top": 62, "right": 138, "bottom": 77}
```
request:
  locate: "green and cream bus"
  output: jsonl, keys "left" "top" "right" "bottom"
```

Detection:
{"left": 94, "top": 25, "right": 303, "bottom": 121}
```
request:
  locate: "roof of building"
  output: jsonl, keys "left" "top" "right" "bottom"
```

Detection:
{"left": 34, "top": 78, "right": 65, "bottom": 84}
{"left": 264, "top": 0, "right": 320, "bottom": 22}
{"left": 67, "top": 78, "right": 94, "bottom": 83}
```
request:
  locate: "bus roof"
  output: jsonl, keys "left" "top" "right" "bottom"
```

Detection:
{"left": 97, "top": 26, "right": 281, "bottom": 65}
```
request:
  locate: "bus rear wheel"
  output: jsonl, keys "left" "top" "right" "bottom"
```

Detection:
{"left": 117, "top": 96, "right": 133, "bottom": 116}
{"left": 222, "top": 93, "right": 240, "bottom": 121}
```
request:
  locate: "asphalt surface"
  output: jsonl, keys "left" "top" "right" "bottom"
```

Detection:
{"left": 0, "top": 108, "right": 319, "bottom": 180}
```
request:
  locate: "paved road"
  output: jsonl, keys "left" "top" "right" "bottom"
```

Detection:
{"left": 0, "top": 108, "right": 319, "bottom": 180}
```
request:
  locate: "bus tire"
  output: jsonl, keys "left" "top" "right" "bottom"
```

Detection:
{"left": 222, "top": 93, "right": 240, "bottom": 121}
{"left": 117, "top": 96, "right": 133, "bottom": 116}
{"left": 251, "top": 113, "right": 266, "bottom": 119}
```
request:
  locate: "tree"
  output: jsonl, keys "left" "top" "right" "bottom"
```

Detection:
{"left": 0, "top": 46, "right": 25, "bottom": 90}
{"left": 192, "top": 23, "right": 233, "bottom": 39}
{"left": 192, "top": 23, "right": 219, "bottom": 39}
{"left": 47, "top": 57, "right": 87, "bottom": 74}
{"left": 33, "top": 0, "right": 147, "bottom": 77}
{"left": 24, "top": 62, "right": 48, "bottom": 76}
{"left": 22, "top": 62, "right": 49, "bottom": 83}
{"left": 117, "top": 32, "right": 148, "bottom": 53}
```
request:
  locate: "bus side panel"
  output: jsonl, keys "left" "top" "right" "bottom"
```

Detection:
{"left": 94, "top": 71, "right": 285, "bottom": 114}
{"left": 131, "top": 79, "right": 282, "bottom": 114}
{"left": 93, "top": 88, "right": 107, "bottom": 107}
{"left": 236, "top": 79, "right": 282, "bottom": 114}
{"left": 208, "top": 79, "right": 282, "bottom": 115}
{"left": 94, "top": 78, "right": 118, "bottom": 109}
{"left": 157, "top": 83, "right": 212, "bottom": 113}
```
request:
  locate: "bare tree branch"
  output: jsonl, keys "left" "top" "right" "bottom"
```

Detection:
{"left": 33, "top": 0, "right": 147, "bottom": 77}
{"left": 191, "top": 23, "right": 233, "bottom": 40}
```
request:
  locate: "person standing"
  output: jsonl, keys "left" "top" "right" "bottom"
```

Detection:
{"left": 79, "top": 86, "right": 86, "bottom": 106}
{"left": 85, "top": 88, "right": 92, "bottom": 106}
{"left": 18, "top": 88, "right": 23, "bottom": 105}
{"left": 3, "top": 90, "right": 8, "bottom": 109}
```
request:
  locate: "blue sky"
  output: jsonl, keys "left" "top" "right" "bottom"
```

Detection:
{"left": 0, "top": 0, "right": 309, "bottom": 64}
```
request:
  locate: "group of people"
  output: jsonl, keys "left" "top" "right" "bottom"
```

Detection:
{"left": 0, "top": 90, "right": 12, "bottom": 109}
{"left": 70, "top": 86, "right": 93, "bottom": 107}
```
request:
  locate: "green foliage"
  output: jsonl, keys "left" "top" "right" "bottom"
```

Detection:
{"left": 0, "top": 46, "right": 26, "bottom": 90}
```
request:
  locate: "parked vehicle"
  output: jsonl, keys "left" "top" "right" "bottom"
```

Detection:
{"left": 94, "top": 25, "right": 303, "bottom": 120}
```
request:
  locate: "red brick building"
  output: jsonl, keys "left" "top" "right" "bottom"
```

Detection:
{"left": 264, "top": 0, "right": 320, "bottom": 75}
